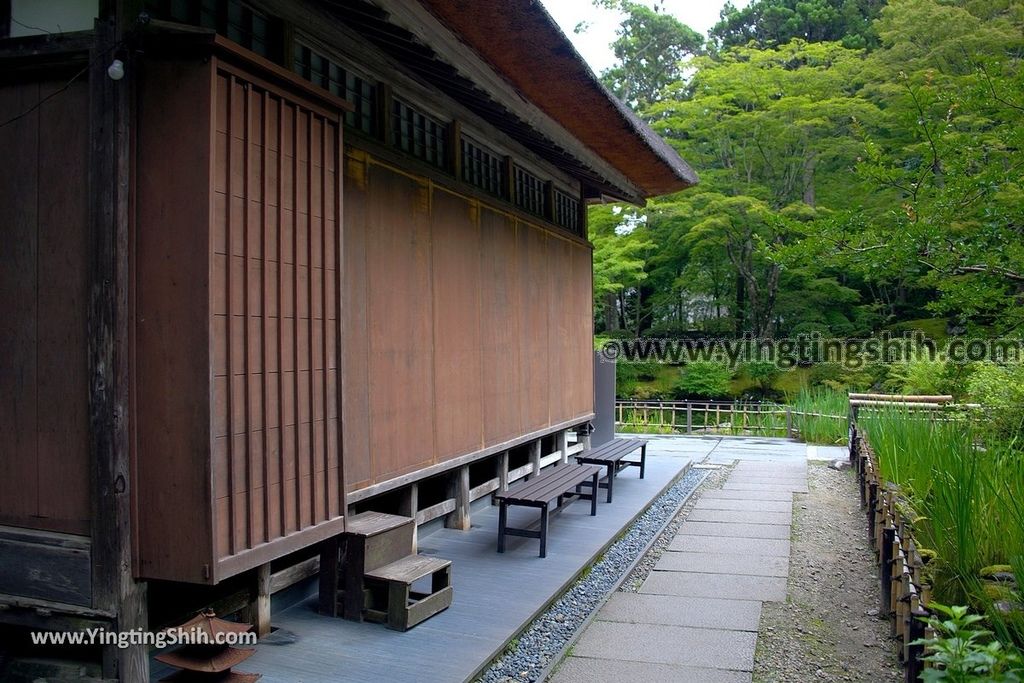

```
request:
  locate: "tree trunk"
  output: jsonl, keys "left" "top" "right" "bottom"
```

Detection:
{"left": 603, "top": 291, "right": 619, "bottom": 331}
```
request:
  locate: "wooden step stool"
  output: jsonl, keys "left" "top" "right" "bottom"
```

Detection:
{"left": 363, "top": 554, "right": 452, "bottom": 631}
{"left": 319, "top": 511, "right": 452, "bottom": 630}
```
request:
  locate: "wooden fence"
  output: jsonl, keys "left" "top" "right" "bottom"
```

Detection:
{"left": 850, "top": 423, "right": 931, "bottom": 683}
{"left": 614, "top": 400, "right": 847, "bottom": 438}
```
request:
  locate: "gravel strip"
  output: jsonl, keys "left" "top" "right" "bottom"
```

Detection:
{"left": 753, "top": 463, "right": 902, "bottom": 682}
{"left": 476, "top": 467, "right": 708, "bottom": 683}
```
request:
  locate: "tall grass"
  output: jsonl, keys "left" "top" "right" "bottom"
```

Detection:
{"left": 859, "top": 409, "right": 1024, "bottom": 642}
{"left": 791, "top": 388, "right": 849, "bottom": 444}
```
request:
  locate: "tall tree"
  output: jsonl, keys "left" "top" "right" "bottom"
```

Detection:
{"left": 711, "top": 0, "right": 885, "bottom": 50}
{"left": 596, "top": 1, "right": 704, "bottom": 108}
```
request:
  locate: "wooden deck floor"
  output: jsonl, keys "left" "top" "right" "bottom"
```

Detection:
{"left": 213, "top": 455, "right": 691, "bottom": 683}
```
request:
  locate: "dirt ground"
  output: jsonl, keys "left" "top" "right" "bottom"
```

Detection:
{"left": 753, "top": 463, "right": 903, "bottom": 683}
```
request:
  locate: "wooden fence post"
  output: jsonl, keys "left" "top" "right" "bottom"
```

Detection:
{"left": 686, "top": 403, "right": 693, "bottom": 434}
{"left": 785, "top": 407, "right": 793, "bottom": 437}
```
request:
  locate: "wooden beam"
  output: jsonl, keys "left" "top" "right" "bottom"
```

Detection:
{"left": 415, "top": 499, "right": 456, "bottom": 525}
{"left": 344, "top": 414, "right": 594, "bottom": 504}
{"left": 88, "top": 13, "right": 147, "bottom": 681}
{"left": 269, "top": 557, "right": 319, "bottom": 594}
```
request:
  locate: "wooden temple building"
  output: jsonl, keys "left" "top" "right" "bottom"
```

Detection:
{"left": 0, "top": 0, "right": 697, "bottom": 679}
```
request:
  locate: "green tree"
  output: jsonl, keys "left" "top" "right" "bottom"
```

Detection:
{"left": 711, "top": 0, "right": 884, "bottom": 50}
{"left": 596, "top": 0, "right": 704, "bottom": 108}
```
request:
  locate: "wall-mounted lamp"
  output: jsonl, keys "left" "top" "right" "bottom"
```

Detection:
{"left": 107, "top": 59, "right": 125, "bottom": 81}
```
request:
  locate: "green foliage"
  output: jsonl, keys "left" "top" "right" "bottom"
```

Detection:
{"left": 791, "top": 387, "right": 849, "bottom": 443}
{"left": 592, "top": 0, "right": 1024, "bottom": 338}
{"left": 914, "top": 603, "right": 1024, "bottom": 682}
{"left": 675, "top": 361, "right": 733, "bottom": 399}
{"left": 596, "top": 0, "right": 704, "bottom": 109}
{"left": 859, "top": 410, "right": 1024, "bottom": 637}
{"left": 710, "top": 0, "right": 883, "bottom": 50}
{"left": 967, "top": 363, "right": 1024, "bottom": 441}
{"left": 745, "top": 360, "right": 782, "bottom": 392}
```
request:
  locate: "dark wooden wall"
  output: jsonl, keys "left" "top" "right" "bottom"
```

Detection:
{"left": 0, "top": 78, "right": 91, "bottom": 536}
{"left": 342, "top": 151, "right": 594, "bottom": 491}
{"left": 135, "top": 56, "right": 345, "bottom": 583}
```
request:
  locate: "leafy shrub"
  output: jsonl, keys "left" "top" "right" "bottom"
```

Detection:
{"left": 744, "top": 361, "right": 782, "bottom": 392}
{"left": 968, "top": 363, "right": 1024, "bottom": 442}
{"left": 914, "top": 603, "right": 1024, "bottom": 682}
{"left": 675, "top": 361, "right": 732, "bottom": 399}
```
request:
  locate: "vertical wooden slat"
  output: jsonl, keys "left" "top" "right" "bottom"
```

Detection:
{"left": 320, "top": 115, "right": 331, "bottom": 521}
{"left": 276, "top": 97, "right": 287, "bottom": 539}
{"left": 261, "top": 90, "right": 271, "bottom": 543}
{"left": 243, "top": 82, "right": 253, "bottom": 551}
{"left": 306, "top": 109, "right": 316, "bottom": 526}
{"left": 292, "top": 102, "right": 302, "bottom": 532}
{"left": 225, "top": 75, "right": 237, "bottom": 557}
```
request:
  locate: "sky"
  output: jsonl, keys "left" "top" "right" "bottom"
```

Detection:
{"left": 543, "top": 0, "right": 751, "bottom": 74}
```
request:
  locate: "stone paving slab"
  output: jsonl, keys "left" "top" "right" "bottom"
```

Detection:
{"left": 655, "top": 550, "right": 789, "bottom": 577}
{"left": 701, "top": 489, "right": 793, "bottom": 501}
{"left": 598, "top": 593, "right": 762, "bottom": 631}
{"left": 553, "top": 656, "right": 752, "bottom": 683}
{"left": 668, "top": 534, "right": 791, "bottom": 556}
{"left": 677, "top": 521, "right": 792, "bottom": 539}
{"left": 641, "top": 570, "right": 789, "bottom": 602}
{"left": 723, "top": 482, "right": 808, "bottom": 493}
{"left": 693, "top": 498, "right": 793, "bottom": 513}
{"left": 687, "top": 508, "right": 792, "bottom": 525}
{"left": 571, "top": 621, "right": 757, "bottom": 671}
{"left": 727, "top": 475, "right": 808, "bottom": 485}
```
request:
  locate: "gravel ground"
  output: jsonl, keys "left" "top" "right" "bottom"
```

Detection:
{"left": 753, "top": 463, "right": 903, "bottom": 683}
{"left": 476, "top": 467, "right": 708, "bottom": 683}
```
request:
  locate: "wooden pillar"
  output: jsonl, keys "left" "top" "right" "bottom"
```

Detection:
{"left": 445, "top": 465, "right": 470, "bottom": 531}
{"left": 242, "top": 564, "right": 272, "bottom": 637}
{"left": 529, "top": 439, "right": 542, "bottom": 479}
{"left": 89, "top": 10, "right": 148, "bottom": 682}
{"left": 399, "top": 483, "right": 419, "bottom": 545}
{"left": 318, "top": 537, "right": 340, "bottom": 617}
{"left": 557, "top": 429, "right": 569, "bottom": 465}
{"left": 496, "top": 450, "right": 509, "bottom": 504}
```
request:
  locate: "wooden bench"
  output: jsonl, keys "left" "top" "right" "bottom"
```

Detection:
{"left": 573, "top": 438, "right": 648, "bottom": 503}
{"left": 493, "top": 463, "right": 600, "bottom": 558}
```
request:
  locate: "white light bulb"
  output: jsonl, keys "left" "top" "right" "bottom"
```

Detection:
{"left": 107, "top": 59, "right": 125, "bottom": 81}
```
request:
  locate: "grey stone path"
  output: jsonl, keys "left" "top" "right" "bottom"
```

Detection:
{"left": 552, "top": 452, "right": 807, "bottom": 683}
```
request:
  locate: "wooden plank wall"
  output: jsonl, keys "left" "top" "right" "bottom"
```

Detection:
{"left": 209, "top": 69, "right": 343, "bottom": 562}
{"left": 343, "top": 153, "right": 594, "bottom": 491}
{"left": 0, "top": 78, "right": 91, "bottom": 536}
{"left": 135, "top": 59, "right": 345, "bottom": 582}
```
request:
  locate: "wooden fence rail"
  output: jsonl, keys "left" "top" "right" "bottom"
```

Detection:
{"left": 614, "top": 400, "right": 847, "bottom": 438}
{"left": 850, "top": 424, "right": 931, "bottom": 683}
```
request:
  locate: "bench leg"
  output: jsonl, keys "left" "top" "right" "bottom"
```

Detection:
{"left": 539, "top": 505, "right": 549, "bottom": 558}
{"left": 640, "top": 444, "right": 647, "bottom": 479}
{"left": 497, "top": 501, "right": 507, "bottom": 553}
{"left": 590, "top": 472, "right": 598, "bottom": 516}
{"left": 605, "top": 463, "right": 614, "bottom": 503}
